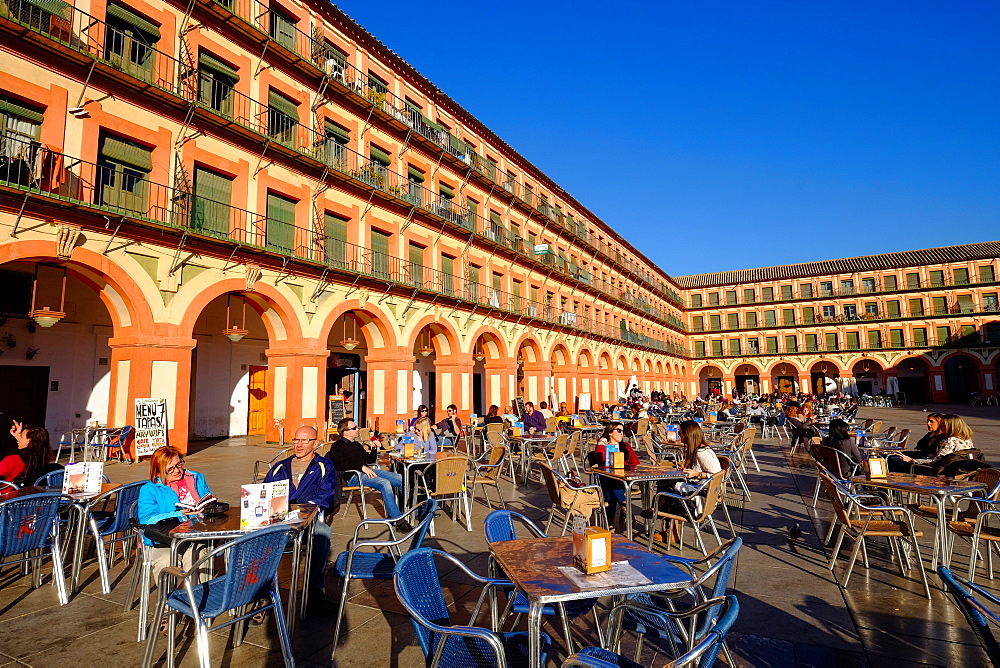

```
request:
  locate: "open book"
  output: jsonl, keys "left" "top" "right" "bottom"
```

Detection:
{"left": 175, "top": 494, "right": 217, "bottom": 512}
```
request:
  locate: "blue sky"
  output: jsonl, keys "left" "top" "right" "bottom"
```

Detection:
{"left": 337, "top": 1, "right": 1000, "bottom": 278}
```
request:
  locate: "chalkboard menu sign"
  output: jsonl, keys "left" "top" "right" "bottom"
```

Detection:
{"left": 329, "top": 395, "right": 346, "bottom": 424}
{"left": 515, "top": 397, "right": 527, "bottom": 419}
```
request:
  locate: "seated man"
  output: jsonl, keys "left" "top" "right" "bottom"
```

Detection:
{"left": 325, "top": 418, "right": 409, "bottom": 528}
{"left": 522, "top": 401, "right": 548, "bottom": 434}
{"left": 263, "top": 425, "right": 337, "bottom": 610}
{"left": 537, "top": 401, "right": 555, "bottom": 420}
{"left": 434, "top": 404, "right": 464, "bottom": 446}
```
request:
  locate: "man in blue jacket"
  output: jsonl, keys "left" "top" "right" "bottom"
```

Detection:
{"left": 264, "top": 425, "right": 336, "bottom": 610}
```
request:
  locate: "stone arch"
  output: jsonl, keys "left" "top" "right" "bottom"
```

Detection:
{"left": 616, "top": 355, "right": 627, "bottom": 371}
{"left": 512, "top": 333, "right": 543, "bottom": 364}
{"left": 577, "top": 347, "right": 595, "bottom": 368}
{"left": 315, "top": 299, "right": 397, "bottom": 350}
{"left": 177, "top": 274, "right": 303, "bottom": 343}
{"left": 466, "top": 324, "right": 510, "bottom": 360}
{"left": 550, "top": 343, "right": 571, "bottom": 367}
{"left": 599, "top": 351, "right": 612, "bottom": 370}
{"left": 408, "top": 315, "right": 461, "bottom": 356}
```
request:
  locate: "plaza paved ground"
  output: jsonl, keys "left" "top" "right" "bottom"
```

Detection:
{"left": 1, "top": 402, "right": 998, "bottom": 666}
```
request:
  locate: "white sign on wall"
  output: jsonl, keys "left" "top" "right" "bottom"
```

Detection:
{"left": 134, "top": 398, "right": 168, "bottom": 457}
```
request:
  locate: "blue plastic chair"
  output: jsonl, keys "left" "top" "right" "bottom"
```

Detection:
{"left": 613, "top": 537, "right": 742, "bottom": 664}
{"left": 394, "top": 548, "right": 552, "bottom": 667}
{"left": 565, "top": 595, "right": 739, "bottom": 668}
{"left": 484, "top": 509, "right": 604, "bottom": 652}
{"left": 0, "top": 492, "right": 68, "bottom": 605}
{"left": 330, "top": 498, "right": 438, "bottom": 660}
{"left": 939, "top": 566, "right": 1000, "bottom": 664}
{"left": 142, "top": 524, "right": 295, "bottom": 668}
{"left": 34, "top": 469, "right": 111, "bottom": 488}
{"left": 82, "top": 481, "right": 144, "bottom": 593}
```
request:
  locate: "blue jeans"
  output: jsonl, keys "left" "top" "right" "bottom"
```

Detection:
{"left": 350, "top": 470, "right": 404, "bottom": 518}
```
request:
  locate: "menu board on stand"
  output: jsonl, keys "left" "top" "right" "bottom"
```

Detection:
{"left": 327, "top": 395, "right": 346, "bottom": 440}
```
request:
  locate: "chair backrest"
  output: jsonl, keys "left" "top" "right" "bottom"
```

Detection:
{"left": 636, "top": 418, "right": 649, "bottom": 436}
{"left": 485, "top": 423, "right": 504, "bottom": 434}
{"left": 551, "top": 434, "right": 569, "bottom": 460}
{"left": 0, "top": 492, "right": 64, "bottom": 559}
{"left": 731, "top": 422, "right": 746, "bottom": 436}
{"left": 938, "top": 566, "right": 1000, "bottom": 665}
{"left": 545, "top": 417, "right": 557, "bottom": 433}
{"left": 566, "top": 430, "right": 581, "bottom": 456}
{"left": 406, "top": 498, "right": 438, "bottom": 551}
{"left": 483, "top": 509, "right": 545, "bottom": 542}
{"left": 35, "top": 469, "right": 64, "bottom": 488}
{"left": 871, "top": 420, "right": 883, "bottom": 434}
{"left": 975, "top": 468, "right": 1000, "bottom": 500}
{"left": 537, "top": 463, "right": 564, "bottom": 506}
{"left": 98, "top": 481, "right": 146, "bottom": 536}
{"left": 818, "top": 469, "right": 853, "bottom": 526}
{"left": 108, "top": 425, "right": 134, "bottom": 446}
{"left": 861, "top": 419, "right": 874, "bottom": 431}
{"left": 203, "top": 525, "right": 292, "bottom": 616}
{"left": 429, "top": 456, "right": 470, "bottom": 495}
{"left": 694, "top": 472, "right": 724, "bottom": 523}
{"left": 694, "top": 595, "right": 740, "bottom": 668}
{"left": 739, "top": 427, "right": 757, "bottom": 452}
{"left": 896, "top": 428, "right": 910, "bottom": 445}
{"left": 883, "top": 426, "right": 896, "bottom": 440}
{"left": 812, "top": 444, "right": 847, "bottom": 479}
{"left": 485, "top": 430, "right": 505, "bottom": 448}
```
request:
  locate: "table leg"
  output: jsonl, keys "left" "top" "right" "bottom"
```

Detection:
{"left": 933, "top": 495, "right": 946, "bottom": 570}
{"left": 625, "top": 482, "right": 636, "bottom": 540}
{"left": 70, "top": 504, "right": 87, "bottom": 594}
{"left": 299, "top": 521, "right": 315, "bottom": 622}
{"left": 528, "top": 600, "right": 544, "bottom": 668}
{"left": 288, "top": 531, "right": 301, "bottom": 636}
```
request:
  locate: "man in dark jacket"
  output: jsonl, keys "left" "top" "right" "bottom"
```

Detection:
{"left": 264, "top": 425, "right": 336, "bottom": 609}
{"left": 325, "top": 418, "right": 406, "bottom": 522}
{"left": 522, "top": 402, "right": 547, "bottom": 434}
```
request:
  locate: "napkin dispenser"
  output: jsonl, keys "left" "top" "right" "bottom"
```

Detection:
{"left": 573, "top": 522, "right": 612, "bottom": 574}
{"left": 866, "top": 456, "right": 887, "bottom": 478}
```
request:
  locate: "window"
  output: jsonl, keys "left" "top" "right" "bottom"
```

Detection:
{"left": 746, "top": 312, "right": 758, "bottom": 328}
{"left": 694, "top": 341, "right": 706, "bottom": 358}
{"left": 985, "top": 293, "right": 999, "bottom": 312}
{"left": 512, "top": 280, "right": 522, "bottom": 312}
{"left": 957, "top": 295, "right": 974, "bottom": 313}
{"left": 763, "top": 310, "right": 776, "bottom": 327}
{"left": 323, "top": 121, "right": 350, "bottom": 168}
{"left": 97, "top": 132, "right": 151, "bottom": 213}
{"left": 886, "top": 300, "right": 900, "bottom": 318}
{"left": 105, "top": 4, "right": 160, "bottom": 81}
{"left": 936, "top": 325, "right": 951, "bottom": 345}
{"left": 802, "top": 306, "right": 815, "bottom": 324}
{"left": 727, "top": 313, "right": 739, "bottom": 329}
{"left": 932, "top": 296, "right": 947, "bottom": 315}
{"left": 264, "top": 192, "right": 296, "bottom": 254}
{"left": 909, "top": 298, "right": 924, "bottom": 316}
{"left": 488, "top": 210, "right": 504, "bottom": 242}
{"left": 840, "top": 279, "right": 855, "bottom": 295}
{"left": 523, "top": 183, "right": 533, "bottom": 207}
{"left": 822, "top": 305, "right": 836, "bottom": 319}
{"left": 729, "top": 339, "right": 741, "bottom": 355}
{"left": 889, "top": 329, "right": 904, "bottom": 348}
{"left": 825, "top": 332, "right": 839, "bottom": 351}
{"left": 268, "top": 89, "right": 298, "bottom": 144}
{"left": 198, "top": 52, "right": 238, "bottom": 116}
{"left": 884, "top": 275, "right": 898, "bottom": 291}
{"left": 868, "top": 330, "right": 882, "bottom": 349}
{"left": 929, "top": 270, "right": 944, "bottom": 287}
{"left": 324, "top": 212, "right": 348, "bottom": 268}
{"left": 986, "top": 322, "right": 1000, "bottom": 343}
{"left": 784, "top": 335, "right": 797, "bottom": 353}
{"left": 844, "top": 304, "right": 858, "bottom": 320}
{"left": 269, "top": 5, "right": 297, "bottom": 51}
{"left": 819, "top": 281, "right": 833, "bottom": 296}
{"left": 765, "top": 337, "right": 778, "bottom": 354}
{"left": 692, "top": 316, "right": 704, "bottom": 332}
{"left": 862, "top": 277, "right": 876, "bottom": 293}
{"left": 782, "top": 308, "right": 795, "bottom": 325}
{"left": 466, "top": 264, "right": 481, "bottom": 301}
{"left": 367, "top": 145, "right": 391, "bottom": 186}
{"left": 191, "top": 166, "right": 232, "bottom": 235}
{"left": 743, "top": 288, "right": 755, "bottom": 303}
{"left": 708, "top": 292, "right": 720, "bottom": 306}
{"left": 864, "top": 302, "right": 879, "bottom": 317}
{"left": 845, "top": 331, "right": 860, "bottom": 350}
{"left": 979, "top": 265, "right": 995, "bottom": 283}
{"left": 503, "top": 171, "right": 516, "bottom": 193}
{"left": 953, "top": 268, "right": 969, "bottom": 285}
{"left": 709, "top": 314, "right": 721, "bottom": 331}
{"left": 960, "top": 325, "right": 977, "bottom": 343}
{"left": 711, "top": 340, "right": 723, "bottom": 357}
{"left": 725, "top": 290, "right": 737, "bottom": 305}
{"left": 762, "top": 287, "right": 774, "bottom": 301}
{"left": 805, "top": 334, "right": 818, "bottom": 352}
{"left": 440, "top": 255, "right": 455, "bottom": 295}
{"left": 406, "top": 165, "right": 425, "bottom": 207}
{"left": 0, "top": 94, "right": 43, "bottom": 179}
{"left": 407, "top": 242, "right": 425, "bottom": 286}
{"left": 906, "top": 272, "right": 920, "bottom": 289}
{"left": 747, "top": 338, "right": 759, "bottom": 354}
{"left": 690, "top": 294, "right": 703, "bottom": 308}
{"left": 799, "top": 283, "right": 813, "bottom": 298}
{"left": 912, "top": 328, "right": 928, "bottom": 347}
{"left": 780, "top": 285, "right": 793, "bottom": 300}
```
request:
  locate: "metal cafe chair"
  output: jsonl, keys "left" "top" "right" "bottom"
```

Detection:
{"left": 938, "top": 566, "right": 1000, "bottom": 665}
{"left": 0, "top": 491, "right": 69, "bottom": 605}
{"left": 142, "top": 525, "right": 296, "bottom": 668}
{"left": 81, "top": 481, "right": 144, "bottom": 594}
{"left": 413, "top": 456, "right": 473, "bottom": 532}
{"left": 467, "top": 445, "right": 509, "bottom": 510}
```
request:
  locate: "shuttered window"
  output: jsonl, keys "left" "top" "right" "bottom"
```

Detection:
{"left": 105, "top": 4, "right": 159, "bottom": 81}
{"left": 727, "top": 313, "right": 739, "bottom": 329}
{"left": 936, "top": 326, "right": 951, "bottom": 345}
{"left": 323, "top": 120, "right": 349, "bottom": 167}
{"left": 709, "top": 315, "right": 721, "bottom": 331}
{"left": 906, "top": 272, "right": 920, "bottom": 288}
{"left": 408, "top": 243, "right": 424, "bottom": 286}
{"left": 802, "top": 307, "right": 815, "bottom": 324}
{"left": 932, "top": 296, "right": 947, "bottom": 315}
{"left": 265, "top": 193, "right": 296, "bottom": 254}
{"left": 729, "top": 339, "right": 741, "bottom": 355}
{"left": 268, "top": 90, "right": 298, "bottom": 144}
{"left": 846, "top": 332, "right": 860, "bottom": 350}
{"left": 763, "top": 310, "right": 776, "bottom": 327}
{"left": 198, "top": 52, "right": 237, "bottom": 116}
{"left": 441, "top": 255, "right": 455, "bottom": 295}
{"left": 953, "top": 268, "right": 969, "bottom": 285}
{"left": 743, "top": 288, "right": 755, "bottom": 303}
{"left": 782, "top": 308, "right": 795, "bottom": 325}
{"left": 805, "top": 333, "right": 817, "bottom": 352}
{"left": 912, "top": 328, "right": 928, "bottom": 347}
{"left": 908, "top": 298, "right": 924, "bottom": 316}
{"left": 269, "top": 6, "right": 297, "bottom": 52}
{"left": 711, "top": 340, "right": 723, "bottom": 357}
{"left": 929, "top": 270, "right": 944, "bottom": 287}
{"left": 694, "top": 341, "right": 706, "bottom": 357}
{"left": 745, "top": 312, "right": 758, "bottom": 328}
{"left": 868, "top": 330, "right": 882, "bottom": 349}
{"left": 466, "top": 264, "right": 480, "bottom": 301}
{"left": 780, "top": 285, "right": 793, "bottom": 300}
{"left": 960, "top": 325, "right": 978, "bottom": 342}
{"left": 370, "top": 229, "right": 391, "bottom": 278}
{"left": 799, "top": 283, "right": 813, "bottom": 298}
{"left": 886, "top": 300, "right": 900, "bottom": 318}
{"left": 979, "top": 265, "right": 995, "bottom": 283}
{"left": 692, "top": 316, "right": 704, "bottom": 332}
{"left": 889, "top": 329, "right": 904, "bottom": 347}
{"left": 957, "top": 295, "right": 974, "bottom": 313}
{"left": 0, "top": 94, "right": 43, "bottom": 162}
{"left": 765, "top": 337, "right": 778, "bottom": 354}
{"left": 324, "top": 212, "right": 348, "bottom": 268}
{"left": 884, "top": 275, "right": 898, "bottom": 290}
{"left": 825, "top": 333, "right": 839, "bottom": 351}
{"left": 191, "top": 166, "right": 232, "bottom": 235}
{"left": 97, "top": 133, "right": 151, "bottom": 212}
{"left": 784, "top": 335, "right": 797, "bottom": 353}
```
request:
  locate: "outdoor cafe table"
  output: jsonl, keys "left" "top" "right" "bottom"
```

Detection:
{"left": 508, "top": 434, "right": 557, "bottom": 485}
{"left": 591, "top": 465, "right": 687, "bottom": 540}
{"left": 383, "top": 450, "right": 454, "bottom": 510}
{"left": 168, "top": 504, "right": 318, "bottom": 635}
{"left": 489, "top": 534, "right": 693, "bottom": 668}
{"left": 848, "top": 472, "right": 986, "bottom": 569}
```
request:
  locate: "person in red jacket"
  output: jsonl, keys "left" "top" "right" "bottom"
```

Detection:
{"left": 586, "top": 421, "right": 640, "bottom": 529}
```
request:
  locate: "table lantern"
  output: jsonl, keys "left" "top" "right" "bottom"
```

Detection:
{"left": 572, "top": 516, "right": 611, "bottom": 574}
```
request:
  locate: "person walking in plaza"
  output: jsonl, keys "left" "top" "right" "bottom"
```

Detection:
{"left": 263, "top": 425, "right": 337, "bottom": 611}
{"left": 522, "top": 401, "right": 547, "bottom": 434}
{"left": 587, "top": 421, "right": 640, "bottom": 530}
{"left": 325, "top": 418, "right": 409, "bottom": 527}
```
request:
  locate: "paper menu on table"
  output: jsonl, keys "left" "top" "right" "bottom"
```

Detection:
{"left": 240, "top": 481, "right": 290, "bottom": 529}
{"left": 62, "top": 462, "right": 104, "bottom": 496}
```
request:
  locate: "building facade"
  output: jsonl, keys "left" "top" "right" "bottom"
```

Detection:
{"left": 0, "top": 0, "right": 689, "bottom": 450}
{"left": 680, "top": 242, "right": 1000, "bottom": 404}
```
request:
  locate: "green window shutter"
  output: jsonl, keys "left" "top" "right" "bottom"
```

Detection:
{"left": 324, "top": 120, "right": 350, "bottom": 143}
{"left": 782, "top": 309, "right": 795, "bottom": 325}
{"left": 729, "top": 339, "right": 741, "bottom": 355}
{"left": 908, "top": 298, "right": 923, "bottom": 315}
{"left": 107, "top": 3, "right": 160, "bottom": 38}
{"left": 265, "top": 192, "right": 296, "bottom": 254}
{"left": 846, "top": 332, "right": 859, "bottom": 349}
{"left": 913, "top": 328, "right": 928, "bottom": 346}
{"left": 805, "top": 334, "right": 817, "bottom": 351}
{"left": 929, "top": 270, "right": 944, "bottom": 287}
{"left": 441, "top": 255, "right": 455, "bottom": 295}
{"left": 408, "top": 243, "right": 423, "bottom": 273}
{"left": 743, "top": 288, "right": 755, "bottom": 303}
{"left": 0, "top": 96, "right": 44, "bottom": 123}
{"left": 765, "top": 337, "right": 777, "bottom": 353}
{"left": 884, "top": 275, "right": 898, "bottom": 290}
{"left": 727, "top": 313, "right": 739, "bottom": 329}
{"left": 324, "top": 212, "right": 347, "bottom": 267}
{"left": 932, "top": 296, "right": 947, "bottom": 314}
{"left": 746, "top": 312, "right": 757, "bottom": 328}
{"left": 780, "top": 285, "right": 793, "bottom": 299}
{"left": 438, "top": 182, "right": 454, "bottom": 198}
{"left": 953, "top": 268, "right": 969, "bottom": 285}
{"left": 887, "top": 300, "right": 900, "bottom": 318}
{"left": 692, "top": 316, "right": 703, "bottom": 331}
{"left": 890, "top": 329, "right": 904, "bottom": 347}
{"left": 407, "top": 165, "right": 424, "bottom": 181}
{"left": 936, "top": 326, "right": 950, "bottom": 345}
{"left": 270, "top": 9, "right": 297, "bottom": 51}
{"left": 268, "top": 90, "right": 299, "bottom": 122}
{"left": 709, "top": 315, "right": 721, "bottom": 331}
{"left": 198, "top": 52, "right": 239, "bottom": 80}
{"left": 694, "top": 341, "right": 706, "bottom": 357}
{"left": 802, "top": 307, "right": 814, "bottom": 323}
{"left": 192, "top": 167, "right": 232, "bottom": 235}
{"left": 489, "top": 211, "right": 502, "bottom": 226}
{"left": 370, "top": 229, "right": 391, "bottom": 277}
{"left": 99, "top": 134, "right": 152, "bottom": 170}
{"left": 868, "top": 330, "right": 882, "bottom": 349}
{"left": 369, "top": 145, "right": 391, "bottom": 165}
{"left": 784, "top": 335, "right": 797, "bottom": 352}
{"left": 825, "top": 333, "right": 838, "bottom": 351}
{"left": 25, "top": 0, "right": 70, "bottom": 19}
{"left": 957, "top": 295, "right": 974, "bottom": 313}
{"left": 979, "top": 265, "right": 995, "bottom": 283}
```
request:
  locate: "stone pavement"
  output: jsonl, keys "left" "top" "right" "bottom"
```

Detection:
{"left": 0, "top": 402, "right": 998, "bottom": 666}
